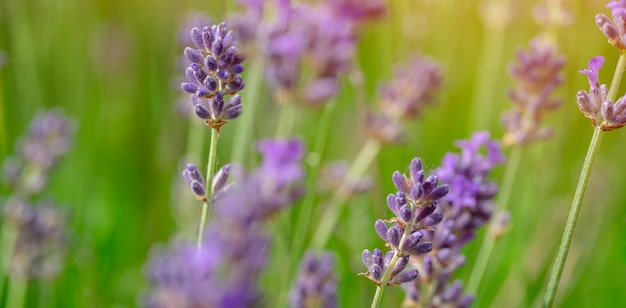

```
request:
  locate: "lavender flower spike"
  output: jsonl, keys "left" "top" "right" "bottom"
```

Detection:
{"left": 361, "top": 157, "right": 448, "bottom": 287}
{"left": 290, "top": 251, "right": 338, "bottom": 308}
{"left": 596, "top": 1, "right": 626, "bottom": 49}
{"left": 402, "top": 131, "right": 504, "bottom": 307}
{"left": 181, "top": 22, "right": 245, "bottom": 131}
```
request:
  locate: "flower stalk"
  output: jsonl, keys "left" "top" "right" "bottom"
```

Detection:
{"left": 543, "top": 51, "right": 626, "bottom": 307}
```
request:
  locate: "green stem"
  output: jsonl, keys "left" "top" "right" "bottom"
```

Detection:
{"left": 290, "top": 98, "right": 336, "bottom": 256}
{"left": 310, "top": 139, "right": 381, "bottom": 249}
{"left": 275, "top": 101, "right": 296, "bottom": 138}
{"left": 542, "top": 127, "right": 603, "bottom": 307}
{"left": 6, "top": 276, "right": 26, "bottom": 308}
{"left": 542, "top": 51, "right": 626, "bottom": 307}
{"left": 231, "top": 64, "right": 262, "bottom": 164}
{"left": 466, "top": 145, "right": 522, "bottom": 293}
{"left": 197, "top": 128, "right": 220, "bottom": 250}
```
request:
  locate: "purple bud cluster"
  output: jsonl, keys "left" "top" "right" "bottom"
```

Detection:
{"left": 3, "top": 109, "right": 76, "bottom": 194}
{"left": 145, "top": 139, "right": 306, "bottom": 307}
{"left": 596, "top": 0, "right": 626, "bottom": 50}
{"left": 401, "top": 132, "right": 504, "bottom": 307}
{"left": 230, "top": 0, "right": 359, "bottom": 105}
{"left": 366, "top": 55, "right": 443, "bottom": 143}
{"left": 361, "top": 158, "right": 449, "bottom": 287}
{"left": 181, "top": 22, "right": 245, "bottom": 130}
{"left": 502, "top": 38, "right": 565, "bottom": 146}
{"left": 577, "top": 55, "right": 626, "bottom": 131}
{"left": 3, "top": 200, "right": 66, "bottom": 279}
{"left": 1, "top": 110, "right": 74, "bottom": 281}
{"left": 290, "top": 251, "right": 338, "bottom": 308}
{"left": 181, "top": 163, "right": 231, "bottom": 202}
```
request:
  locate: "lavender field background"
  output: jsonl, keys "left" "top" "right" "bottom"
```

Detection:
{"left": 1, "top": 0, "right": 626, "bottom": 307}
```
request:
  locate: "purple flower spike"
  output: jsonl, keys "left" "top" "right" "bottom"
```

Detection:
{"left": 257, "top": 138, "right": 305, "bottom": 187}
{"left": 290, "top": 252, "right": 337, "bottom": 308}
{"left": 579, "top": 56, "right": 605, "bottom": 87}
{"left": 181, "top": 22, "right": 245, "bottom": 128}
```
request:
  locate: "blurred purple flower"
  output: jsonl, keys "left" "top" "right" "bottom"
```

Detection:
{"left": 502, "top": 38, "right": 565, "bottom": 146}
{"left": 366, "top": 55, "right": 443, "bottom": 144}
{"left": 2, "top": 109, "right": 76, "bottom": 194}
{"left": 144, "top": 138, "right": 306, "bottom": 307}
{"left": 321, "top": 0, "right": 386, "bottom": 22}
{"left": 290, "top": 251, "right": 338, "bottom": 308}
{"left": 230, "top": 0, "right": 357, "bottom": 106}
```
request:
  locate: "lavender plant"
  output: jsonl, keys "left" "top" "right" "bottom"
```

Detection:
{"left": 544, "top": 2, "right": 626, "bottom": 305}
{"left": 1, "top": 109, "right": 75, "bottom": 307}
{"left": 361, "top": 157, "right": 449, "bottom": 307}
{"left": 402, "top": 132, "right": 504, "bottom": 307}
{"left": 178, "top": 21, "right": 246, "bottom": 249}
{"left": 144, "top": 138, "right": 306, "bottom": 307}
{"left": 467, "top": 35, "right": 566, "bottom": 294}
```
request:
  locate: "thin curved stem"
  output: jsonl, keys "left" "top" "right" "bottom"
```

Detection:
{"left": 542, "top": 127, "right": 603, "bottom": 307}
{"left": 466, "top": 145, "right": 522, "bottom": 293}
{"left": 542, "top": 51, "right": 626, "bottom": 307}
{"left": 197, "top": 128, "right": 220, "bottom": 250}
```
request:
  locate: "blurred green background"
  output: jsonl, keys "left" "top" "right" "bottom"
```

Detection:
{"left": 1, "top": 0, "right": 626, "bottom": 307}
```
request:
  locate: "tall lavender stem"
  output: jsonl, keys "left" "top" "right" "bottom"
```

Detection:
{"left": 197, "top": 128, "right": 219, "bottom": 250}
{"left": 543, "top": 51, "right": 626, "bottom": 307}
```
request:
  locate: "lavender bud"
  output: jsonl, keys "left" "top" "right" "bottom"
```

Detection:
{"left": 203, "top": 76, "right": 218, "bottom": 92}
{"left": 399, "top": 205, "right": 412, "bottom": 223}
{"left": 184, "top": 47, "right": 204, "bottom": 64}
{"left": 222, "top": 31, "right": 234, "bottom": 47}
{"left": 374, "top": 220, "right": 388, "bottom": 242}
{"left": 372, "top": 249, "right": 383, "bottom": 268}
{"left": 226, "top": 76, "right": 245, "bottom": 92}
{"left": 370, "top": 264, "right": 382, "bottom": 281}
{"left": 212, "top": 164, "right": 231, "bottom": 195}
{"left": 204, "top": 56, "right": 218, "bottom": 72}
{"left": 194, "top": 104, "right": 211, "bottom": 119}
{"left": 409, "top": 242, "right": 433, "bottom": 256}
{"left": 390, "top": 269, "right": 418, "bottom": 284}
{"left": 202, "top": 26, "right": 213, "bottom": 51}
{"left": 224, "top": 94, "right": 241, "bottom": 110}
{"left": 386, "top": 194, "right": 398, "bottom": 213}
{"left": 409, "top": 158, "right": 423, "bottom": 183}
{"left": 185, "top": 67, "right": 198, "bottom": 83}
{"left": 210, "top": 92, "right": 224, "bottom": 117}
{"left": 211, "top": 38, "right": 224, "bottom": 56}
{"left": 426, "top": 184, "right": 449, "bottom": 201}
{"left": 596, "top": 14, "right": 619, "bottom": 41}
{"left": 422, "top": 175, "right": 439, "bottom": 195}
{"left": 391, "top": 255, "right": 410, "bottom": 277}
{"left": 231, "top": 64, "right": 245, "bottom": 74}
{"left": 190, "top": 27, "right": 204, "bottom": 49}
{"left": 181, "top": 83, "right": 198, "bottom": 94}
{"left": 401, "top": 231, "right": 423, "bottom": 252}
{"left": 414, "top": 204, "right": 436, "bottom": 222}
{"left": 222, "top": 105, "right": 243, "bottom": 120}
{"left": 386, "top": 226, "right": 401, "bottom": 248}
{"left": 362, "top": 249, "right": 373, "bottom": 268}
{"left": 217, "top": 69, "right": 231, "bottom": 81}
{"left": 384, "top": 251, "right": 394, "bottom": 266}
{"left": 420, "top": 212, "right": 443, "bottom": 227}
{"left": 408, "top": 185, "right": 424, "bottom": 201}
{"left": 190, "top": 180, "right": 206, "bottom": 196}
{"left": 392, "top": 171, "right": 410, "bottom": 194}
